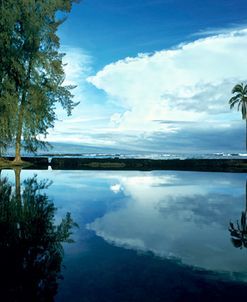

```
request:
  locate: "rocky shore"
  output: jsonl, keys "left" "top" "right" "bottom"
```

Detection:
{"left": 1, "top": 157, "right": 247, "bottom": 172}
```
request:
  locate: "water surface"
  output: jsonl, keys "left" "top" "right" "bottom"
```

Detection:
{"left": 1, "top": 169, "right": 247, "bottom": 301}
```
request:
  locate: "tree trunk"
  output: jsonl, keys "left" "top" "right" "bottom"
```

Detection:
{"left": 13, "top": 55, "right": 33, "bottom": 164}
{"left": 246, "top": 119, "right": 247, "bottom": 151}
{"left": 13, "top": 97, "right": 25, "bottom": 163}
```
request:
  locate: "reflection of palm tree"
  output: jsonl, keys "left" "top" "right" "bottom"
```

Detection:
{"left": 0, "top": 173, "right": 78, "bottom": 301}
{"left": 229, "top": 181, "right": 247, "bottom": 248}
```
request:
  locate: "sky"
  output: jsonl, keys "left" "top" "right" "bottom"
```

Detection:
{"left": 48, "top": 0, "right": 247, "bottom": 153}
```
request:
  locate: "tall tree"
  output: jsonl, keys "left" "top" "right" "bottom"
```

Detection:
{"left": 0, "top": 0, "right": 79, "bottom": 163}
{"left": 229, "top": 83, "right": 247, "bottom": 150}
{"left": 0, "top": 1, "right": 19, "bottom": 155}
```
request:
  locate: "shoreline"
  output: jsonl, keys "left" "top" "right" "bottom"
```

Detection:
{"left": 0, "top": 157, "right": 247, "bottom": 172}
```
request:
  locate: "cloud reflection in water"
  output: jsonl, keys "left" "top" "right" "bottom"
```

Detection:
{"left": 88, "top": 172, "right": 247, "bottom": 274}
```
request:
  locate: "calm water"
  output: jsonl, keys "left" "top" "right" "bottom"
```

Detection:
{"left": 1, "top": 169, "right": 247, "bottom": 301}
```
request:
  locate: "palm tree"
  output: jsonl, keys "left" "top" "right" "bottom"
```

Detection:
{"left": 229, "top": 83, "right": 247, "bottom": 150}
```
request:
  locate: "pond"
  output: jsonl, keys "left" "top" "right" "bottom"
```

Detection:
{"left": 1, "top": 169, "right": 247, "bottom": 301}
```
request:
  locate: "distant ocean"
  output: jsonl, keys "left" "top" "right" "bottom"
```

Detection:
{"left": 36, "top": 152, "right": 246, "bottom": 160}
{"left": 3, "top": 142, "right": 247, "bottom": 160}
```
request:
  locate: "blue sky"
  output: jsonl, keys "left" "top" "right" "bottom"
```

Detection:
{"left": 49, "top": 0, "right": 247, "bottom": 153}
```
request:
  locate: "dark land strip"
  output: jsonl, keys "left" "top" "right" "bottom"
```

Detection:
{"left": 1, "top": 157, "right": 247, "bottom": 172}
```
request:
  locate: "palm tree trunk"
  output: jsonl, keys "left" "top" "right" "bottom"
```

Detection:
{"left": 246, "top": 119, "right": 247, "bottom": 151}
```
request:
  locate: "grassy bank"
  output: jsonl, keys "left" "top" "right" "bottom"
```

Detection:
{"left": 51, "top": 158, "right": 247, "bottom": 172}
{"left": 0, "top": 157, "right": 48, "bottom": 169}
{"left": 0, "top": 158, "right": 15, "bottom": 168}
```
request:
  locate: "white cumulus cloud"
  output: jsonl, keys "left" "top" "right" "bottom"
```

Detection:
{"left": 49, "top": 29, "right": 247, "bottom": 152}
{"left": 88, "top": 28, "right": 247, "bottom": 133}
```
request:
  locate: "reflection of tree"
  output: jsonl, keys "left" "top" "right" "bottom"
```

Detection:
{"left": 229, "top": 181, "right": 247, "bottom": 249}
{"left": 0, "top": 172, "right": 78, "bottom": 301}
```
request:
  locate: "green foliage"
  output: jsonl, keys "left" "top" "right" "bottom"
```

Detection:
{"left": 228, "top": 82, "right": 247, "bottom": 150}
{"left": 229, "top": 83, "right": 247, "bottom": 119}
{"left": 0, "top": 0, "right": 79, "bottom": 157}
{"left": 0, "top": 1, "right": 19, "bottom": 153}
